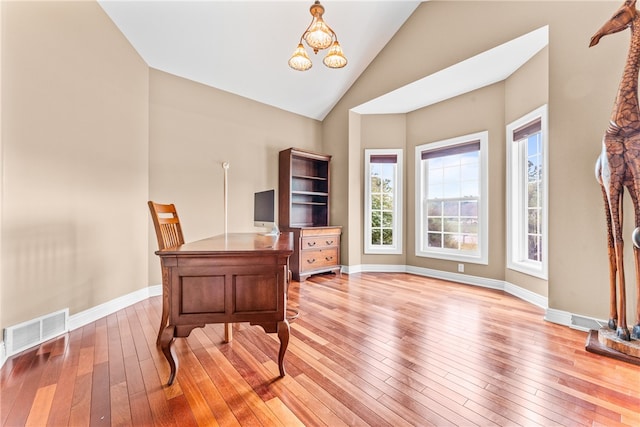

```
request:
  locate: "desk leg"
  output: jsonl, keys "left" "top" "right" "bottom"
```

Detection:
{"left": 277, "top": 319, "right": 290, "bottom": 377}
{"left": 160, "top": 325, "right": 178, "bottom": 386}
{"left": 157, "top": 272, "right": 170, "bottom": 346}
{"left": 224, "top": 322, "right": 232, "bottom": 342}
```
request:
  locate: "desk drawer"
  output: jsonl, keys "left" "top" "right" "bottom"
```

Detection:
{"left": 302, "top": 235, "right": 339, "bottom": 249}
{"left": 300, "top": 248, "right": 338, "bottom": 272}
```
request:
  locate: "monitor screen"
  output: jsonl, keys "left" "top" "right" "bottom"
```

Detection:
{"left": 254, "top": 189, "right": 278, "bottom": 235}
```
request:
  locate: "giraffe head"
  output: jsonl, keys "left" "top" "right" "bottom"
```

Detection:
{"left": 590, "top": 0, "right": 638, "bottom": 47}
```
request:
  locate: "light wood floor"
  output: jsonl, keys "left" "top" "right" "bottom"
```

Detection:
{"left": 1, "top": 272, "right": 639, "bottom": 426}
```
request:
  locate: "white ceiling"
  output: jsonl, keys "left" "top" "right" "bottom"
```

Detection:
{"left": 97, "top": 1, "right": 549, "bottom": 121}
{"left": 98, "top": 0, "right": 422, "bottom": 120}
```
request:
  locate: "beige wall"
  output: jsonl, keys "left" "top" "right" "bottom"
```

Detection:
{"left": 148, "top": 70, "right": 322, "bottom": 284}
{"left": 1, "top": 1, "right": 149, "bottom": 328}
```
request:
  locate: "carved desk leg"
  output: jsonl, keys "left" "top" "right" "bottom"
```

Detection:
{"left": 160, "top": 325, "right": 178, "bottom": 386}
{"left": 157, "top": 267, "right": 171, "bottom": 346}
{"left": 277, "top": 319, "right": 290, "bottom": 377}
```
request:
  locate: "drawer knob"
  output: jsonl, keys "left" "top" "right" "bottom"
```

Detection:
{"left": 307, "top": 241, "right": 316, "bottom": 247}
{"left": 326, "top": 240, "right": 333, "bottom": 245}
{"left": 306, "top": 258, "right": 316, "bottom": 264}
{"left": 325, "top": 256, "right": 333, "bottom": 261}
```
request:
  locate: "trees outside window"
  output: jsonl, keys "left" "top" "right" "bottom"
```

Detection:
{"left": 364, "top": 149, "right": 403, "bottom": 254}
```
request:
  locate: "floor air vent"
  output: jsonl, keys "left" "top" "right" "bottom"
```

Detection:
{"left": 3, "top": 308, "right": 68, "bottom": 357}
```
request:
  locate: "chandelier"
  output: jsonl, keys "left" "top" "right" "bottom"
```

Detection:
{"left": 288, "top": 1, "right": 347, "bottom": 71}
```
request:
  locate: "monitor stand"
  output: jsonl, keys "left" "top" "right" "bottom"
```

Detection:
{"left": 263, "top": 225, "right": 280, "bottom": 237}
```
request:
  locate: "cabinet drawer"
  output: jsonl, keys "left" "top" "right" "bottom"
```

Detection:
{"left": 300, "top": 248, "right": 338, "bottom": 272}
{"left": 302, "top": 235, "right": 339, "bottom": 249}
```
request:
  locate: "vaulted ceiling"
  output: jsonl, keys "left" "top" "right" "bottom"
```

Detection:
{"left": 98, "top": 1, "right": 548, "bottom": 121}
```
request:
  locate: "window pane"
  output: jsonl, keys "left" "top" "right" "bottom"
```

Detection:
{"left": 428, "top": 201, "right": 442, "bottom": 216}
{"left": 371, "top": 194, "right": 382, "bottom": 210}
{"left": 429, "top": 184, "right": 444, "bottom": 199}
{"left": 443, "top": 234, "right": 458, "bottom": 249}
{"left": 428, "top": 167, "right": 443, "bottom": 186}
{"left": 444, "top": 218, "right": 459, "bottom": 232}
{"left": 371, "top": 229, "right": 381, "bottom": 245}
{"left": 382, "top": 229, "right": 393, "bottom": 245}
{"left": 443, "top": 201, "right": 458, "bottom": 216}
{"left": 371, "top": 175, "right": 381, "bottom": 193}
{"left": 371, "top": 211, "right": 381, "bottom": 227}
{"left": 460, "top": 234, "right": 478, "bottom": 251}
{"left": 382, "top": 194, "right": 393, "bottom": 210}
{"left": 382, "top": 211, "right": 393, "bottom": 227}
{"left": 461, "top": 163, "right": 478, "bottom": 181}
{"left": 461, "top": 180, "right": 478, "bottom": 198}
{"left": 528, "top": 235, "right": 539, "bottom": 261}
{"left": 461, "top": 219, "right": 477, "bottom": 234}
{"left": 428, "top": 233, "right": 442, "bottom": 248}
{"left": 428, "top": 218, "right": 442, "bottom": 231}
{"left": 528, "top": 207, "right": 539, "bottom": 234}
{"left": 460, "top": 201, "right": 477, "bottom": 216}
{"left": 528, "top": 182, "right": 538, "bottom": 207}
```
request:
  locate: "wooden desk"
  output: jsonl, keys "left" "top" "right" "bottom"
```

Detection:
{"left": 155, "top": 232, "right": 293, "bottom": 385}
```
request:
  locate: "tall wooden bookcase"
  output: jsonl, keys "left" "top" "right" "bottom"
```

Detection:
{"left": 279, "top": 148, "right": 341, "bottom": 281}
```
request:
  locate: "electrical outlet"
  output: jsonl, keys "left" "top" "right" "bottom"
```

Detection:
{"left": 458, "top": 263, "right": 464, "bottom": 273}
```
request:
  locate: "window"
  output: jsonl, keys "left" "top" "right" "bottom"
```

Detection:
{"left": 415, "top": 132, "right": 488, "bottom": 263}
{"left": 507, "top": 105, "right": 548, "bottom": 279}
{"left": 364, "top": 149, "right": 403, "bottom": 254}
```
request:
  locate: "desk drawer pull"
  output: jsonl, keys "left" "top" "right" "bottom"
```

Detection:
{"left": 306, "top": 258, "right": 316, "bottom": 264}
{"left": 326, "top": 240, "right": 334, "bottom": 245}
{"left": 325, "top": 256, "right": 333, "bottom": 261}
{"left": 307, "top": 241, "right": 316, "bottom": 247}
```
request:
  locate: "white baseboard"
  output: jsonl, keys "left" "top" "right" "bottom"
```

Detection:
{"left": 0, "top": 341, "right": 6, "bottom": 370}
{"left": 69, "top": 284, "right": 162, "bottom": 331}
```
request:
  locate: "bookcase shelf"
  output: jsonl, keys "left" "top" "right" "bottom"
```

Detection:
{"left": 279, "top": 148, "right": 341, "bottom": 281}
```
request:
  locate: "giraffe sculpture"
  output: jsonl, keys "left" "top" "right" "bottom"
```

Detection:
{"left": 590, "top": 0, "right": 640, "bottom": 341}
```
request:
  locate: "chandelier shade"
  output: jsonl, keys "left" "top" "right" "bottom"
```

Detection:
{"left": 289, "top": 1, "right": 347, "bottom": 71}
{"left": 323, "top": 41, "right": 347, "bottom": 69}
{"left": 288, "top": 43, "right": 313, "bottom": 71}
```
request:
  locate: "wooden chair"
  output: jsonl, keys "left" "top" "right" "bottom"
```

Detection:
{"left": 148, "top": 201, "right": 184, "bottom": 345}
{"left": 148, "top": 201, "right": 184, "bottom": 251}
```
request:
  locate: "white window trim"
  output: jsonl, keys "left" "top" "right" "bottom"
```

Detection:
{"left": 364, "top": 149, "right": 403, "bottom": 254}
{"left": 506, "top": 105, "right": 548, "bottom": 280}
{"left": 415, "top": 131, "right": 489, "bottom": 264}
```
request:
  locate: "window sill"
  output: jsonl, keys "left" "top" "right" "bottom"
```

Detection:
{"left": 416, "top": 250, "right": 488, "bottom": 265}
{"left": 507, "top": 262, "right": 547, "bottom": 280}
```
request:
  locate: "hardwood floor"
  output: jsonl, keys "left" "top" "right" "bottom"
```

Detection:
{"left": 1, "top": 272, "right": 639, "bottom": 426}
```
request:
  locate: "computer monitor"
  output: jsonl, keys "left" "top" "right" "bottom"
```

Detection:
{"left": 254, "top": 189, "right": 279, "bottom": 236}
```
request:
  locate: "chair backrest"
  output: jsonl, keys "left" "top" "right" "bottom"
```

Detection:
{"left": 148, "top": 201, "right": 185, "bottom": 250}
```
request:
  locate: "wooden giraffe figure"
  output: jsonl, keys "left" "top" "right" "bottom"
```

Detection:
{"left": 590, "top": 0, "right": 640, "bottom": 341}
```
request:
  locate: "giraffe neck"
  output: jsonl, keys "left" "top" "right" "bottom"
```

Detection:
{"left": 610, "top": 17, "right": 640, "bottom": 135}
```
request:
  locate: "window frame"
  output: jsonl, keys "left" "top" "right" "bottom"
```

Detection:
{"left": 364, "top": 149, "right": 403, "bottom": 254}
{"left": 415, "top": 131, "right": 489, "bottom": 264}
{"left": 506, "top": 105, "right": 548, "bottom": 279}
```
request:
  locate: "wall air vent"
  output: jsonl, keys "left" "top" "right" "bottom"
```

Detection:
{"left": 3, "top": 308, "right": 68, "bottom": 357}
